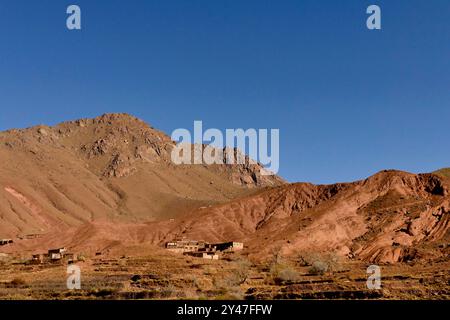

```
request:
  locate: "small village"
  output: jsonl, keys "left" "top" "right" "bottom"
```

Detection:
{"left": 31, "top": 247, "right": 78, "bottom": 265}
{"left": 165, "top": 239, "right": 244, "bottom": 260}
{"left": 0, "top": 236, "right": 82, "bottom": 265}
{"left": 1, "top": 237, "right": 243, "bottom": 265}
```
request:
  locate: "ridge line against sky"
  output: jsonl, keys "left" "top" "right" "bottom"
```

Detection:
{"left": 0, "top": 0, "right": 449, "bottom": 184}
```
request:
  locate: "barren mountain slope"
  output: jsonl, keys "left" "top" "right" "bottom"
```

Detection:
{"left": 0, "top": 114, "right": 283, "bottom": 238}
{"left": 1, "top": 115, "right": 448, "bottom": 265}
{"left": 7, "top": 170, "right": 448, "bottom": 265}
{"left": 148, "top": 170, "right": 450, "bottom": 263}
{"left": 435, "top": 168, "right": 450, "bottom": 179}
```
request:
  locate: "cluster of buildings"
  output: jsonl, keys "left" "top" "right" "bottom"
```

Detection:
{"left": 31, "top": 247, "right": 77, "bottom": 264}
{"left": 1, "top": 234, "right": 43, "bottom": 246}
{"left": 165, "top": 240, "right": 244, "bottom": 260}
{"left": 17, "top": 234, "right": 43, "bottom": 240}
{"left": 0, "top": 239, "right": 13, "bottom": 246}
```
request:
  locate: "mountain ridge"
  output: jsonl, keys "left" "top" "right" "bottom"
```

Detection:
{"left": 0, "top": 114, "right": 448, "bottom": 265}
{"left": 0, "top": 113, "right": 283, "bottom": 238}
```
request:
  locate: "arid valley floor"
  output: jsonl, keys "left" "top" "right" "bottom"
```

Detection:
{"left": 0, "top": 249, "right": 449, "bottom": 300}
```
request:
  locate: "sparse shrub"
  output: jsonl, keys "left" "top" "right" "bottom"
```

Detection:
{"left": 270, "top": 263, "right": 299, "bottom": 284}
{"left": 10, "top": 277, "right": 27, "bottom": 288}
{"left": 269, "top": 246, "right": 283, "bottom": 265}
{"left": 298, "top": 251, "right": 342, "bottom": 275}
{"left": 64, "top": 290, "right": 83, "bottom": 298}
{"left": 191, "top": 276, "right": 201, "bottom": 290}
{"left": 277, "top": 266, "right": 300, "bottom": 282}
{"left": 308, "top": 261, "right": 329, "bottom": 275}
{"left": 231, "top": 258, "right": 251, "bottom": 285}
{"left": 131, "top": 274, "right": 142, "bottom": 282}
{"left": 220, "top": 258, "right": 251, "bottom": 288}
{"left": 190, "top": 276, "right": 210, "bottom": 292}
{"left": 211, "top": 259, "right": 251, "bottom": 300}
{"left": 297, "top": 252, "right": 321, "bottom": 266}
{"left": 118, "top": 290, "right": 157, "bottom": 299}
{"left": 211, "top": 280, "right": 245, "bottom": 300}
{"left": 0, "top": 253, "right": 10, "bottom": 263}
{"left": 132, "top": 290, "right": 157, "bottom": 299}
{"left": 89, "top": 287, "right": 118, "bottom": 298}
{"left": 326, "top": 253, "right": 341, "bottom": 272}
{"left": 180, "top": 287, "right": 200, "bottom": 299}
{"left": 203, "top": 267, "right": 214, "bottom": 276}
{"left": 265, "top": 246, "right": 300, "bottom": 284}
{"left": 12, "top": 258, "right": 30, "bottom": 265}
{"left": 214, "top": 287, "right": 245, "bottom": 300}
{"left": 160, "top": 284, "right": 177, "bottom": 298}
{"left": 221, "top": 254, "right": 235, "bottom": 262}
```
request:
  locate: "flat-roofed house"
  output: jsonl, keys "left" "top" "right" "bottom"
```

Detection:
{"left": 48, "top": 247, "right": 67, "bottom": 261}
{"left": 165, "top": 240, "right": 205, "bottom": 254}
{"left": 184, "top": 252, "right": 219, "bottom": 260}
{"left": 214, "top": 242, "right": 244, "bottom": 252}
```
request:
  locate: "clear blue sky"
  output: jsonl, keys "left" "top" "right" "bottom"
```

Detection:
{"left": 0, "top": 0, "right": 449, "bottom": 183}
